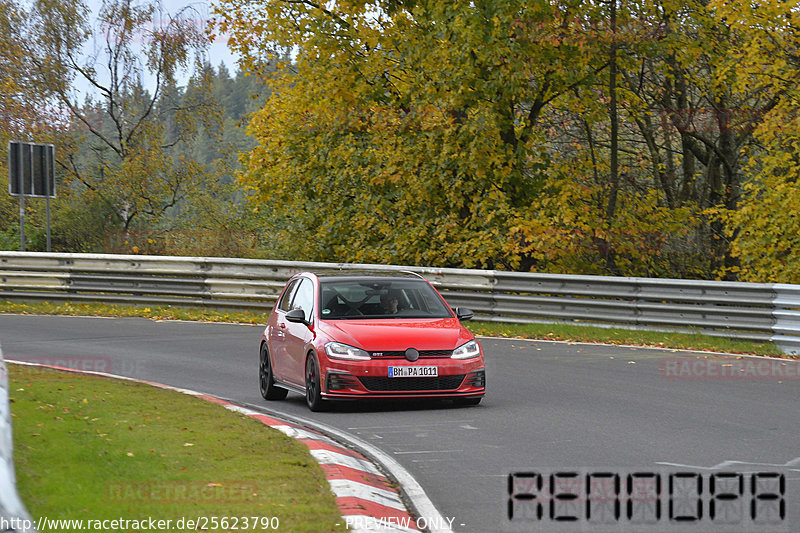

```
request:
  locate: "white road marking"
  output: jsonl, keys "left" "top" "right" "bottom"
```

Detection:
{"left": 347, "top": 421, "right": 475, "bottom": 431}
{"left": 327, "top": 479, "right": 406, "bottom": 510}
{"left": 655, "top": 457, "right": 800, "bottom": 470}
{"left": 310, "top": 448, "right": 383, "bottom": 476}
{"left": 270, "top": 424, "right": 327, "bottom": 441}
{"left": 222, "top": 404, "right": 259, "bottom": 416}
{"left": 393, "top": 450, "right": 464, "bottom": 455}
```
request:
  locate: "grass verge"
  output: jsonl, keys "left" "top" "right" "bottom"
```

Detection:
{"left": 0, "top": 299, "right": 788, "bottom": 357}
{"left": 467, "top": 321, "right": 786, "bottom": 357}
{"left": 8, "top": 364, "right": 345, "bottom": 533}
{"left": 0, "top": 300, "right": 271, "bottom": 324}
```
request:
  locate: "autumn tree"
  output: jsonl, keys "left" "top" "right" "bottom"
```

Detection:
{"left": 509, "top": 0, "right": 775, "bottom": 277}
{"left": 709, "top": 0, "right": 800, "bottom": 282}
{"left": 0, "top": 0, "right": 30, "bottom": 245}
{"left": 212, "top": 0, "right": 800, "bottom": 278}
{"left": 507, "top": 1, "right": 700, "bottom": 277}
{"left": 214, "top": 0, "right": 618, "bottom": 269}
{"left": 0, "top": 0, "right": 65, "bottom": 249}
{"left": 212, "top": 0, "right": 724, "bottom": 275}
{"left": 26, "top": 0, "right": 220, "bottom": 233}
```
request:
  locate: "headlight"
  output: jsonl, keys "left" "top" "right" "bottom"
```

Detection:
{"left": 452, "top": 340, "right": 481, "bottom": 359}
{"left": 325, "top": 342, "right": 371, "bottom": 361}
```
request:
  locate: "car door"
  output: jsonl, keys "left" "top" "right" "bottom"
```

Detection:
{"left": 283, "top": 277, "right": 315, "bottom": 386}
{"left": 269, "top": 278, "right": 300, "bottom": 381}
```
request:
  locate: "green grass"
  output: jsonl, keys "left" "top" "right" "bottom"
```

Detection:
{"left": 8, "top": 365, "right": 345, "bottom": 533}
{"left": 0, "top": 299, "right": 789, "bottom": 357}
{"left": 0, "top": 299, "right": 271, "bottom": 324}
{"left": 467, "top": 321, "right": 786, "bottom": 357}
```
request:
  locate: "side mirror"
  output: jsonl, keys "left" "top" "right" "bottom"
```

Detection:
{"left": 455, "top": 307, "right": 474, "bottom": 321}
{"left": 285, "top": 309, "right": 308, "bottom": 324}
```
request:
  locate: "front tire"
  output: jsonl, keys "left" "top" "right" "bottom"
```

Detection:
{"left": 305, "top": 354, "right": 327, "bottom": 412}
{"left": 259, "top": 344, "right": 287, "bottom": 400}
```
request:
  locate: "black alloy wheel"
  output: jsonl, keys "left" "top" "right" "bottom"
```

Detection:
{"left": 305, "top": 354, "right": 327, "bottom": 411}
{"left": 259, "top": 344, "right": 288, "bottom": 400}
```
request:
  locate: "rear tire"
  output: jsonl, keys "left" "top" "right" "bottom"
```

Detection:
{"left": 259, "top": 344, "right": 288, "bottom": 400}
{"left": 305, "top": 354, "right": 328, "bottom": 412}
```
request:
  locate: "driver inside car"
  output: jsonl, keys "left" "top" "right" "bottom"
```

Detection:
{"left": 380, "top": 292, "right": 400, "bottom": 314}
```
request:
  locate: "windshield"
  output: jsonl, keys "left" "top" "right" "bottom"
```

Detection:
{"left": 319, "top": 279, "right": 453, "bottom": 320}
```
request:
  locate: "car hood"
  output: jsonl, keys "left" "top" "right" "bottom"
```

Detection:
{"left": 319, "top": 318, "right": 473, "bottom": 351}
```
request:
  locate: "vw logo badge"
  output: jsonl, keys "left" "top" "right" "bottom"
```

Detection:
{"left": 404, "top": 348, "right": 420, "bottom": 362}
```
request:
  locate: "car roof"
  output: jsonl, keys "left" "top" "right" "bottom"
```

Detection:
{"left": 315, "top": 270, "right": 427, "bottom": 283}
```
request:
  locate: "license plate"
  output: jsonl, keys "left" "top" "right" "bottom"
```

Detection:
{"left": 388, "top": 366, "right": 438, "bottom": 378}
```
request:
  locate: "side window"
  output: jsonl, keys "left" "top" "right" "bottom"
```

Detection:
{"left": 292, "top": 278, "right": 315, "bottom": 323}
{"left": 277, "top": 280, "right": 300, "bottom": 312}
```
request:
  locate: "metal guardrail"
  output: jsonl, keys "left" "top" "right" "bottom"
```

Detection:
{"left": 0, "top": 346, "right": 36, "bottom": 532}
{"left": 0, "top": 251, "right": 798, "bottom": 355}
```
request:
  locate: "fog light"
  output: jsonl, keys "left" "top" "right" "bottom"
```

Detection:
{"left": 327, "top": 372, "right": 359, "bottom": 391}
{"left": 465, "top": 370, "right": 485, "bottom": 389}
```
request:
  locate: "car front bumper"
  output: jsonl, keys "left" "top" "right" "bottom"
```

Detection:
{"left": 321, "top": 358, "right": 485, "bottom": 399}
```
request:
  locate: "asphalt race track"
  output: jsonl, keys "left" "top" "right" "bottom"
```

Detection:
{"left": 1, "top": 315, "right": 798, "bottom": 532}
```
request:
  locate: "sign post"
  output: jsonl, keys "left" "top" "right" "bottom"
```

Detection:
{"left": 7, "top": 141, "right": 56, "bottom": 251}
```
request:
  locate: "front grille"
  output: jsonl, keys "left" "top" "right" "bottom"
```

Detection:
{"left": 369, "top": 349, "right": 453, "bottom": 359}
{"left": 358, "top": 374, "right": 466, "bottom": 392}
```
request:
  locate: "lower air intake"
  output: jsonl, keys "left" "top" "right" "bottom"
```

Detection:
{"left": 358, "top": 375, "right": 466, "bottom": 392}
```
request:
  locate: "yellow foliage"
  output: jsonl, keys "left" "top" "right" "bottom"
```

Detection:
{"left": 709, "top": 0, "right": 800, "bottom": 282}
{"left": 213, "top": 0, "right": 775, "bottom": 278}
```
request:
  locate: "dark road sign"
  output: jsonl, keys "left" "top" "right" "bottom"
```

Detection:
{"left": 8, "top": 141, "right": 55, "bottom": 198}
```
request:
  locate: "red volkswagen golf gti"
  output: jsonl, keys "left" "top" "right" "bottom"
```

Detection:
{"left": 259, "top": 271, "right": 486, "bottom": 411}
